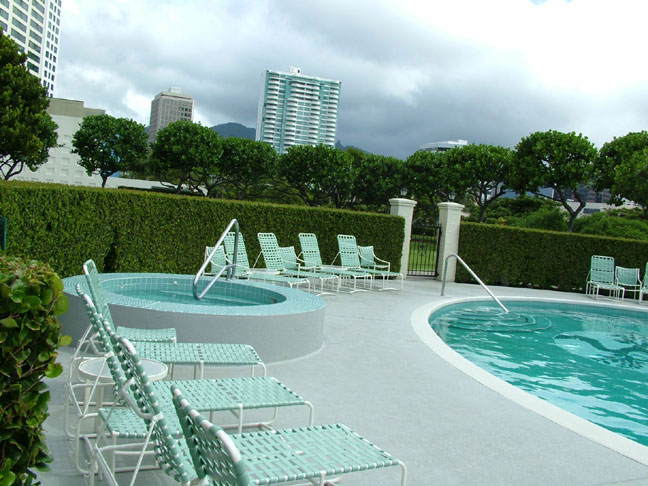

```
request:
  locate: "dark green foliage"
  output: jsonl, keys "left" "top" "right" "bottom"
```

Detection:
{"left": 0, "top": 32, "right": 58, "bottom": 181}
{"left": 457, "top": 222, "right": 648, "bottom": 291}
{"left": 148, "top": 121, "right": 223, "bottom": 196}
{"left": 512, "top": 130, "right": 598, "bottom": 231}
{"left": 573, "top": 210, "right": 648, "bottom": 241}
{"left": 277, "top": 145, "right": 356, "bottom": 208}
{"left": 0, "top": 181, "right": 405, "bottom": 276}
{"left": 0, "top": 255, "right": 71, "bottom": 485}
{"left": 71, "top": 114, "right": 148, "bottom": 188}
{"left": 472, "top": 195, "right": 568, "bottom": 231}
{"left": 218, "top": 138, "right": 277, "bottom": 200}
{"left": 352, "top": 153, "right": 404, "bottom": 211}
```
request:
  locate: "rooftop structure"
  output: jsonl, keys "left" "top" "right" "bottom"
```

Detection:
{"left": 256, "top": 67, "right": 341, "bottom": 154}
{"left": 0, "top": 0, "right": 62, "bottom": 94}
{"left": 148, "top": 87, "right": 194, "bottom": 143}
{"left": 419, "top": 139, "right": 468, "bottom": 152}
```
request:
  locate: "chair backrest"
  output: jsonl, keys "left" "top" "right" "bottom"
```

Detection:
{"left": 172, "top": 386, "right": 250, "bottom": 486}
{"left": 298, "top": 233, "right": 323, "bottom": 267}
{"left": 113, "top": 333, "right": 193, "bottom": 483}
{"left": 279, "top": 246, "right": 300, "bottom": 271}
{"left": 205, "top": 246, "right": 228, "bottom": 274}
{"left": 257, "top": 233, "right": 286, "bottom": 271}
{"left": 644, "top": 262, "right": 648, "bottom": 289}
{"left": 589, "top": 255, "right": 615, "bottom": 285}
{"left": 357, "top": 245, "right": 376, "bottom": 269}
{"left": 223, "top": 232, "right": 252, "bottom": 275}
{"left": 337, "top": 234, "right": 361, "bottom": 268}
{"left": 615, "top": 266, "right": 640, "bottom": 287}
{"left": 82, "top": 259, "right": 116, "bottom": 332}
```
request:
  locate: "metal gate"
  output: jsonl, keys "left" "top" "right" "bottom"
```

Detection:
{"left": 407, "top": 223, "right": 441, "bottom": 277}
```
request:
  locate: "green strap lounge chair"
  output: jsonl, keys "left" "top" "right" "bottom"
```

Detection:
{"left": 80, "top": 305, "right": 313, "bottom": 483}
{"left": 83, "top": 259, "right": 177, "bottom": 344}
{"left": 337, "top": 235, "right": 404, "bottom": 290}
{"left": 640, "top": 263, "right": 648, "bottom": 304}
{"left": 172, "top": 386, "right": 408, "bottom": 486}
{"left": 585, "top": 255, "right": 624, "bottom": 300}
{"left": 79, "top": 272, "right": 266, "bottom": 379}
{"left": 615, "top": 266, "right": 642, "bottom": 301}
{"left": 222, "top": 232, "right": 310, "bottom": 291}
{"left": 298, "top": 232, "right": 372, "bottom": 292}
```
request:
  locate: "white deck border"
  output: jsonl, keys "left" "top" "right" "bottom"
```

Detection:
{"left": 411, "top": 296, "right": 648, "bottom": 466}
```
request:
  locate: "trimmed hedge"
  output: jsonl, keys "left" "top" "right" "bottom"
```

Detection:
{"left": 0, "top": 256, "right": 70, "bottom": 485}
{"left": 0, "top": 181, "right": 405, "bottom": 277}
{"left": 457, "top": 222, "right": 648, "bottom": 291}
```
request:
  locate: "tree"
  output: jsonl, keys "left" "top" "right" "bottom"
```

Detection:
{"left": 444, "top": 144, "right": 514, "bottom": 222}
{"left": 218, "top": 138, "right": 277, "bottom": 200}
{"left": 595, "top": 131, "right": 648, "bottom": 213}
{"left": 71, "top": 114, "right": 148, "bottom": 187}
{"left": 148, "top": 121, "right": 223, "bottom": 196}
{"left": 511, "top": 130, "right": 598, "bottom": 232}
{"left": 353, "top": 153, "right": 404, "bottom": 210}
{"left": 277, "top": 145, "right": 355, "bottom": 208}
{"left": 0, "top": 32, "right": 58, "bottom": 180}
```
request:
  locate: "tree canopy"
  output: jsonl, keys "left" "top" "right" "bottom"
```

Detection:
{"left": 352, "top": 153, "right": 404, "bottom": 210}
{"left": 219, "top": 137, "right": 277, "bottom": 200}
{"left": 148, "top": 120, "right": 223, "bottom": 195}
{"left": 511, "top": 130, "right": 597, "bottom": 231}
{"left": 72, "top": 114, "right": 148, "bottom": 187}
{"left": 0, "top": 32, "right": 58, "bottom": 180}
{"left": 277, "top": 144, "right": 355, "bottom": 208}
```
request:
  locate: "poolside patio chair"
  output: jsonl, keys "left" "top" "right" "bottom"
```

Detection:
{"left": 585, "top": 255, "right": 624, "bottom": 300}
{"left": 298, "top": 232, "right": 373, "bottom": 292}
{"left": 77, "top": 303, "right": 313, "bottom": 482}
{"left": 173, "top": 386, "right": 407, "bottom": 486}
{"left": 83, "top": 259, "right": 177, "bottom": 345}
{"left": 337, "top": 235, "right": 404, "bottom": 290}
{"left": 279, "top": 245, "right": 340, "bottom": 294}
{"left": 204, "top": 245, "right": 229, "bottom": 276}
{"left": 615, "top": 266, "right": 642, "bottom": 301}
{"left": 222, "top": 232, "right": 310, "bottom": 291}
{"left": 77, "top": 276, "right": 266, "bottom": 380}
{"left": 640, "top": 263, "right": 648, "bottom": 304}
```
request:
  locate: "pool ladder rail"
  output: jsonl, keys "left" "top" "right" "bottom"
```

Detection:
{"left": 193, "top": 218, "right": 240, "bottom": 300}
{"left": 440, "top": 253, "right": 509, "bottom": 313}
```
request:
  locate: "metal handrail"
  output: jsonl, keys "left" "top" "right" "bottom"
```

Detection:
{"left": 440, "top": 253, "right": 509, "bottom": 313}
{"left": 193, "top": 219, "right": 240, "bottom": 300}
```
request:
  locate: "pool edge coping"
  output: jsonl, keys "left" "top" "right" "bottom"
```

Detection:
{"left": 411, "top": 295, "right": 648, "bottom": 467}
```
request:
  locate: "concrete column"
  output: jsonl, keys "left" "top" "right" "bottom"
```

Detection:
{"left": 436, "top": 202, "right": 465, "bottom": 283}
{"left": 389, "top": 198, "right": 417, "bottom": 278}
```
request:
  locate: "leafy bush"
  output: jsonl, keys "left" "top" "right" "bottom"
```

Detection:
{"left": 574, "top": 210, "right": 648, "bottom": 241}
{"left": 0, "top": 256, "right": 70, "bottom": 485}
{"left": 0, "top": 181, "right": 405, "bottom": 277}
{"left": 458, "top": 222, "right": 648, "bottom": 291}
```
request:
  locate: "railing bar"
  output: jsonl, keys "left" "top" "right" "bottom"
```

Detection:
{"left": 440, "top": 254, "right": 508, "bottom": 313}
{"left": 193, "top": 219, "right": 240, "bottom": 300}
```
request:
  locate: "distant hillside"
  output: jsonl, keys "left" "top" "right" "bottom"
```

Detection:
{"left": 211, "top": 122, "right": 255, "bottom": 140}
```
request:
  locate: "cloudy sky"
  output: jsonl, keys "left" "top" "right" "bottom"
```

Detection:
{"left": 55, "top": 0, "right": 648, "bottom": 159}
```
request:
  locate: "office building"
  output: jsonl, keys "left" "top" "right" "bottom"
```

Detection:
{"left": 148, "top": 87, "right": 194, "bottom": 143}
{"left": 419, "top": 139, "right": 468, "bottom": 152}
{"left": 0, "top": 0, "right": 62, "bottom": 94}
{"left": 256, "top": 67, "right": 341, "bottom": 154}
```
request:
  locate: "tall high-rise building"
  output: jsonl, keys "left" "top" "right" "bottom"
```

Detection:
{"left": 148, "top": 87, "right": 194, "bottom": 143}
{"left": 0, "top": 0, "right": 62, "bottom": 94}
{"left": 256, "top": 67, "right": 341, "bottom": 154}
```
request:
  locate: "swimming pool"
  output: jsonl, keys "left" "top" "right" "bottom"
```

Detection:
{"left": 428, "top": 300, "right": 648, "bottom": 447}
{"left": 62, "top": 273, "right": 326, "bottom": 362}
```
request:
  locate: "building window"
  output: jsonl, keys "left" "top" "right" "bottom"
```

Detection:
{"left": 31, "top": 0, "right": 45, "bottom": 14}
{"left": 26, "top": 60, "right": 38, "bottom": 73}
{"left": 29, "top": 30, "right": 42, "bottom": 43}
{"left": 0, "top": 8, "right": 7, "bottom": 20}
{"left": 12, "top": 18, "right": 27, "bottom": 32}
{"left": 30, "top": 20, "right": 43, "bottom": 33}
{"left": 0, "top": 0, "right": 8, "bottom": 8}
{"left": 16, "top": 0, "right": 28, "bottom": 10}
{"left": 12, "top": 6, "right": 27, "bottom": 21}
{"left": 10, "top": 28, "right": 26, "bottom": 43}
{"left": 32, "top": 10, "right": 43, "bottom": 22}
{"left": 0, "top": 20, "right": 6, "bottom": 32}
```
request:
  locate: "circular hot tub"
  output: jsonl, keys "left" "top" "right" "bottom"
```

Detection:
{"left": 62, "top": 273, "right": 326, "bottom": 362}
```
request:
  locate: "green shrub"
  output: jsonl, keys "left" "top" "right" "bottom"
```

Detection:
{"left": 458, "top": 222, "right": 648, "bottom": 291}
{"left": 0, "top": 181, "right": 405, "bottom": 277}
{"left": 573, "top": 211, "right": 648, "bottom": 241}
{"left": 0, "top": 256, "right": 71, "bottom": 485}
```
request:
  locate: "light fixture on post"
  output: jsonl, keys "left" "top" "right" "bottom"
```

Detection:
{"left": 400, "top": 186, "right": 408, "bottom": 198}
{"left": 448, "top": 191, "right": 456, "bottom": 202}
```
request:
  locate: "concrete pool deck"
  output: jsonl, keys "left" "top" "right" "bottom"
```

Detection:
{"left": 39, "top": 278, "right": 648, "bottom": 485}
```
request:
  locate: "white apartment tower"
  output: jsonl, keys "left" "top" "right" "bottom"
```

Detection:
{"left": 148, "top": 87, "right": 194, "bottom": 143}
{"left": 256, "top": 67, "right": 341, "bottom": 154}
{"left": 0, "top": 0, "right": 62, "bottom": 94}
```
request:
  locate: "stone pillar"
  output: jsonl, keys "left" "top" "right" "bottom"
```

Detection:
{"left": 436, "top": 202, "right": 465, "bottom": 283}
{"left": 389, "top": 198, "right": 417, "bottom": 278}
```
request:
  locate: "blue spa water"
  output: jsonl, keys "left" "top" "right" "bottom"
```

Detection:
{"left": 429, "top": 301, "right": 648, "bottom": 446}
{"left": 114, "top": 288, "right": 261, "bottom": 307}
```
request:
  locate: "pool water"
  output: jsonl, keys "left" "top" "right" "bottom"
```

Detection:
{"left": 117, "top": 288, "right": 263, "bottom": 307}
{"left": 429, "top": 300, "right": 648, "bottom": 446}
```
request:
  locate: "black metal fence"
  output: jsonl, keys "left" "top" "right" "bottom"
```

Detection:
{"left": 407, "top": 224, "right": 441, "bottom": 276}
